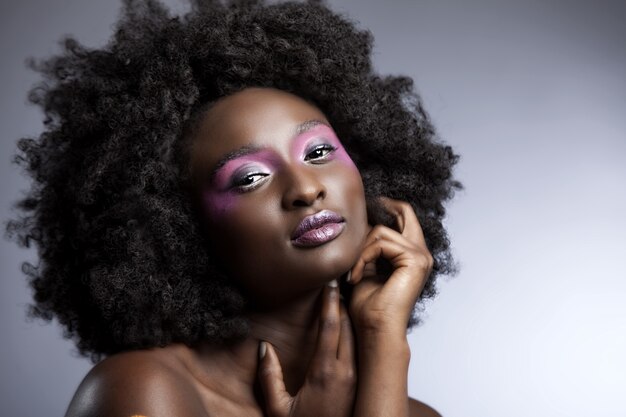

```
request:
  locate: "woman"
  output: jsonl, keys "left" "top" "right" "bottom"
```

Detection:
{"left": 7, "top": 0, "right": 459, "bottom": 416}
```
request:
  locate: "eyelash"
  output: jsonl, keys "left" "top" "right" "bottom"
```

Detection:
{"left": 304, "top": 144, "right": 337, "bottom": 163}
{"left": 229, "top": 143, "right": 337, "bottom": 192}
{"left": 232, "top": 172, "right": 269, "bottom": 191}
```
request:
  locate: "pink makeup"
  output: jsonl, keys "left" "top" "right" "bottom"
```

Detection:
{"left": 292, "top": 124, "right": 357, "bottom": 168}
{"left": 290, "top": 209, "right": 345, "bottom": 248}
{"left": 202, "top": 149, "right": 279, "bottom": 218}
{"left": 211, "top": 149, "right": 279, "bottom": 191}
{"left": 201, "top": 123, "right": 357, "bottom": 220}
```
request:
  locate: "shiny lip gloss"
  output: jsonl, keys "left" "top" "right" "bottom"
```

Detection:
{"left": 291, "top": 209, "right": 346, "bottom": 248}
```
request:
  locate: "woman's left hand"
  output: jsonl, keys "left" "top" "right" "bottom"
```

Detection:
{"left": 348, "top": 197, "right": 434, "bottom": 338}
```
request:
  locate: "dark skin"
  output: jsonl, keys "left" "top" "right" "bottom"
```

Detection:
{"left": 65, "top": 87, "right": 441, "bottom": 417}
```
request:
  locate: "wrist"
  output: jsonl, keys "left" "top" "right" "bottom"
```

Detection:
{"left": 353, "top": 332, "right": 411, "bottom": 417}
{"left": 352, "top": 307, "right": 411, "bottom": 338}
{"left": 356, "top": 330, "right": 410, "bottom": 361}
{"left": 355, "top": 319, "right": 409, "bottom": 344}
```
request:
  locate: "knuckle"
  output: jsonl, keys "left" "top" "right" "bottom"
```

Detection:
{"left": 341, "top": 366, "right": 356, "bottom": 385}
{"left": 370, "top": 224, "right": 388, "bottom": 238}
{"left": 320, "top": 316, "right": 339, "bottom": 331}
{"left": 424, "top": 251, "right": 434, "bottom": 268}
{"left": 412, "top": 251, "right": 434, "bottom": 271}
{"left": 398, "top": 200, "right": 412, "bottom": 211}
{"left": 310, "top": 364, "right": 336, "bottom": 385}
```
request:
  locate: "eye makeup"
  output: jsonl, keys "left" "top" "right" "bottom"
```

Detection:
{"left": 211, "top": 149, "right": 279, "bottom": 191}
{"left": 202, "top": 149, "right": 280, "bottom": 218}
{"left": 304, "top": 143, "right": 337, "bottom": 163}
{"left": 201, "top": 123, "right": 357, "bottom": 219}
{"left": 292, "top": 124, "right": 357, "bottom": 168}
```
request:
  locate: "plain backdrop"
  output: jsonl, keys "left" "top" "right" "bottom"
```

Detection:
{"left": 1, "top": 1, "right": 625, "bottom": 416}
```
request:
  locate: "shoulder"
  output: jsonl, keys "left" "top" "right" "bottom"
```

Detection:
{"left": 65, "top": 348, "right": 207, "bottom": 417}
{"left": 409, "top": 397, "right": 442, "bottom": 417}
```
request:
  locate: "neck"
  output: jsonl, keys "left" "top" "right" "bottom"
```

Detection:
{"left": 192, "top": 287, "right": 326, "bottom": 403}
{"left": 249, "top": 289, "right": 325, "bottom": 392}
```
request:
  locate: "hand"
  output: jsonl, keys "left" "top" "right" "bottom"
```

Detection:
{"left": 257, "top": 281, "right": 356, "bottom": 417}
{"left": 348, "top": 197, "right": 433, "bottom": 336}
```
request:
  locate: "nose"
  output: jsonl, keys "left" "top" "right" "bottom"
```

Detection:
{"left": 281, "top": 164, "right": 326, "bottom": 209}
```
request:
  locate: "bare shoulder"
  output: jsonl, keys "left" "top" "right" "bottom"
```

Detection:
{"left": 409, "top": 397, "right": 443, "bottom": 417}
{"left": 65, "top": 348, "right": 206, "bottom": 417}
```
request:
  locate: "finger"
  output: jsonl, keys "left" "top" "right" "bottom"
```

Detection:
{"left": 350, "top": 238, "right": 407, "bottom": 285}
{"left": 258, "top": 341, "right": 292, "bottom": 417}
{"left": 362, "top": 224, "right": 415, "bottom": 251}
{"left": 379, "top": 197, "right": 427, "bottom": 248}
{"left": 337, "top": 302, "right": 355, "bottom": 364}
{"left": 351, "top": 238, "right": 431, "bottom": 296}
{"left": 311, "top": 280, "right": 342, "bottom": 363}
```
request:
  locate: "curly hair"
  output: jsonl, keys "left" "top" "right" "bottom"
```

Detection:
{"left": 6, "top": 0, "right": 460, "bottom": 359}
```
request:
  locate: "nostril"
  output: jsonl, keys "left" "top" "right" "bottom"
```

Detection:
{"left": 282, "top": 168, "right": 327, "bottom": 209}
{"left": 288, "top": 188, "right": 325, "bottom": 208}
{"left": 292, "top": 199, "right": 309, "bottom": 207}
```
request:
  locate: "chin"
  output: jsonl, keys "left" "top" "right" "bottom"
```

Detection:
{"left": 236, "top": 224, "right": 367, "bottom": 304}
{"left": 299, "top": 237, "right": 361, "bottom": 284}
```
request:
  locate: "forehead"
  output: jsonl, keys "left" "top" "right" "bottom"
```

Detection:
{"left": 190, "top": 88, "right": 329, "bottom": 173}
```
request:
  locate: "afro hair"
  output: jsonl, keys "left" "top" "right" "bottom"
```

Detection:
{"left": 6, "top": 0, "right": 460, "bottom": 359}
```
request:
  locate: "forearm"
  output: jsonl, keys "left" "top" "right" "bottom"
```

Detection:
{"left": 353, "top": 331, "right": 411, "bottom": 417}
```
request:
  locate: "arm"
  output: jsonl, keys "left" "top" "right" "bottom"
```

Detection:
{"left": 349, "top": 197, "right": 436, "bottom": 417}
{"left": 354, "top": 327, "right": 411, "bottom": 417}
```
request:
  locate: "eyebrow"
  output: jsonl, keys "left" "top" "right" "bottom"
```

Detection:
{"left": 209, "top": 144, "right": 266, "bottom": 180}
{"left": 294, "top": 119, "right": 328, "bottom": 136}
{"left": 209, "top": 119, "right": 330, "bottom": 180}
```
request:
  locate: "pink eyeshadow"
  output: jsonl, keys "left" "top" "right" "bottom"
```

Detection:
{"left": 202, "top": 124, "right": 358, "bottom": 220}
{"left": 212, "top": 149, "right": 278, "bottom": 190}
{"left": 202, "top": 149, "right": 279, "bottom": 219}
{"left": 202, "top": 189, "right": 237, "bottom": 220}
{"left": 292, "top": 124, "right": 358, "bottom": 168}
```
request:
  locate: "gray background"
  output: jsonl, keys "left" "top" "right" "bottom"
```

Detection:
{"left": 2, "top": 0, "right": 625, "bottom": 416}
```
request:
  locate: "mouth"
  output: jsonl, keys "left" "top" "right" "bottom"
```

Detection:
{"left": 291, "top": 209, "right": 346, "bottom": 248}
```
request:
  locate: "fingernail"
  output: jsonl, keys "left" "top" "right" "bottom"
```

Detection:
{"left": 259, "top": 341, "right": 267, "bottom": 359}
{"left": 346, "top": 270, "right": 352, "bottom": 283}
{"left": 328, "top": 279, "right": 338, "bottom": 288}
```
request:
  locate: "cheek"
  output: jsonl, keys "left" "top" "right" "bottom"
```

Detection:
{"left": 334, "top": 157, "right": 368, "bottom": 233}
{"left": 201, "top": 189, "right": 238, "bottom": 221}
{"left": 326, "top": 159, "right": 368, "bottom": 230}
{"left": 333, "top": 148, "right": 365, "bottom": 197}
{"left": 200, "top": 189, "right": 282, "bottom": 267}
{"left": 333, "top": 146, "right": 358, "bottom": 168}
{"left": 200, "top": 189, "right": 255, "bottom": 256}
{"left": 200, "top": 194, "right": 288, "bottom": 298}
{"left": 201, "top": 189, "right": 271, "bottom": 241}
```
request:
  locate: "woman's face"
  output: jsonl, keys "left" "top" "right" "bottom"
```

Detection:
{"left": 189, "top": 87, "right": 369, "bottom": 306}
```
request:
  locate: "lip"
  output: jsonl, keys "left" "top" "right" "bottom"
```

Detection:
{"left": 291, "top": 210, "right": 346, "bottom": 248}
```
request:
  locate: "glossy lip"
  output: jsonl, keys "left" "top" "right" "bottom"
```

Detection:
{"left": 291, "top": 210, "right": 346, "bottom": 248}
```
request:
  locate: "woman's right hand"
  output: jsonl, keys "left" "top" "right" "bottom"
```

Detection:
{"left": 257, "top": 280, "right": 356, "bottom": 417}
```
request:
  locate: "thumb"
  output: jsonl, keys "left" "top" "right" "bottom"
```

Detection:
{"left": 257, "top": 341, "right": 293, "bottom": 417}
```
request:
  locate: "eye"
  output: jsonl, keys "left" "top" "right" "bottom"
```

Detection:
{"left": 304, "top": 144, "right": 337, "bottom": 163}
{"left": 231, "top": 172, "right": 270, "bottom": 191}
